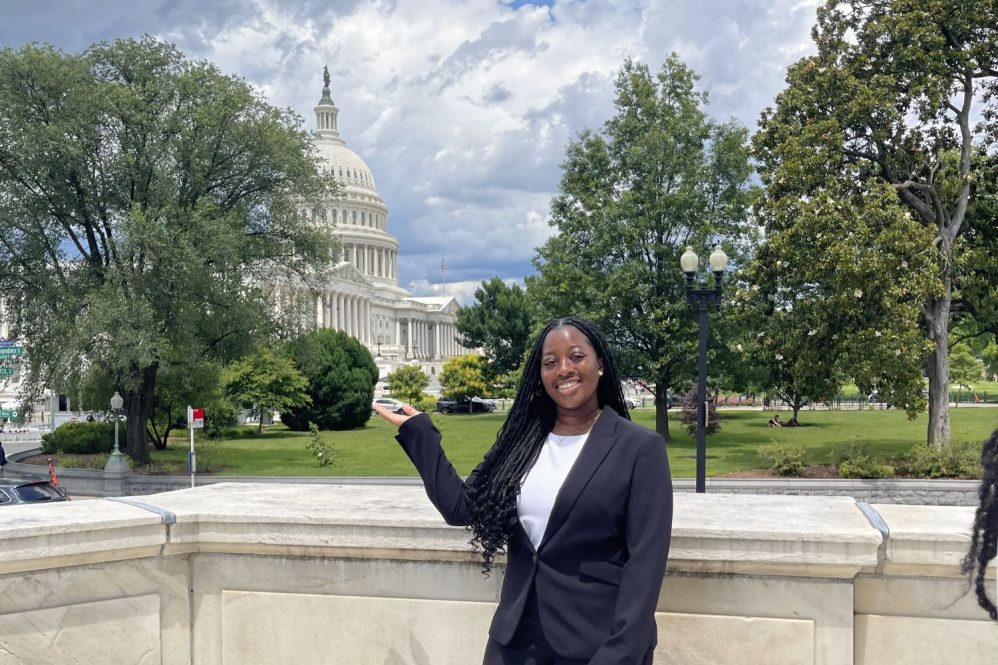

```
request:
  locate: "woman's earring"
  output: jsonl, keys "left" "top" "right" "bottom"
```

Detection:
{"left": 598, "top": 370, "right": 604, "bottom": 376}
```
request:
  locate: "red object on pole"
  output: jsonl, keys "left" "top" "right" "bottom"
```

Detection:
{"left": 190, "top": 408, "right": 205, "bottom": 429}
{"left": 47, "top": 459, "right": 58, "bottom": 486}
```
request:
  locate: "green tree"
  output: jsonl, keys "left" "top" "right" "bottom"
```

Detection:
{"left": 949, "top": 343, "right": 982, "bottom": 405}
{"left": 147, "top": 359, "right": 228, "bottom": 448}
{"left": 982, "top": 338, "right": 998, "bottom": 379}
{"left": 223, "top": 346, "right": 311, "bottom": 433}
{"left": 528, "top": 56, "right": 756, "bottom": 440}
{"left": 282, "top": 329, "right": 378, "bottom": 430}
{"left": 439, "top": 354, "right": 489, "bottom": 404}
{"left": 0, "top": 38, "right": 334, "bottom": 462}
{"left": 386, "top": 365, "right": 429, "bottom": 404}
{"left": 753, "top": 0, "right": 998, "bottom": 447}
{"left": 456, "top": 278, "right": 535, "bottom": 381}
{"left": 731, "top": 280, "right": 846, "bottom": 425}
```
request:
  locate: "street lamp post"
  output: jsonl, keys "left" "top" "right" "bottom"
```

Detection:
{"left": 681, "top": 245, "right": 728, "bottom": 494}
{"left": 104, "top": 390, "right": 130, "bottom": 473}
{"left": 412, "top": 342, "right": 419, "bottom": 362}
{"left": 376, "top": 335, "right": 383, "bottom": 357}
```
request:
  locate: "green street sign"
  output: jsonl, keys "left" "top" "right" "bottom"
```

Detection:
{"left": 0, "top": 367, "right": 13, "bottom": 377}
{"left": 0, "top": 410, "right": 16, "bottom": 419}
{"left": 0, "top": 347, "right": 23, "bottom": 357}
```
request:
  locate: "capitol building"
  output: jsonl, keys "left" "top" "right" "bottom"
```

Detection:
{"left": 274, "top": 69, "right": 467, "bottom": 376}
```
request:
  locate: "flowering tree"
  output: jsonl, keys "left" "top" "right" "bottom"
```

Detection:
{"left": 754, "top": 0, "right": 998, "bottom": 447}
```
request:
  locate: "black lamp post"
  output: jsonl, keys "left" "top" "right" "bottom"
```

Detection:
{"left": 376, "top": 335, "right": 383, "bottom": 357}
{"left": 681, "top": 245, "right": 728, "bottom": 494}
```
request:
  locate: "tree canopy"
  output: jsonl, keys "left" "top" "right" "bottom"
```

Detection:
{"left": 222, "top": 345, "right": 310, "bottom": 433}
{"left": 528, "top": 55, "right": 756, "bottom": 439}
{"left": 385, "top": 364, "right": 429, "bottom": 404}
{"left": 281, "top": 329, "right": 378, "bottom": 431}
{"left": 753, "top": 0, "right": 998, "bottom": 447}
{"left": 0, "top": 38, "right": 334, "bottom": 461}
{"left": 439, "top": 354, "right": 489, "bottom": 402}
{"left": 456, "top": 277, "right": 535, "bottom": 382}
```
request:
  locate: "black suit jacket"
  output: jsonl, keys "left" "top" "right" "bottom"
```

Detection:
{"left": 395, "top": 405, "right": 673, "bottom": 664}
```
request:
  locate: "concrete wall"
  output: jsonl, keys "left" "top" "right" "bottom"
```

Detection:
{"left": 0, "top": 484, "right": 994, "bottom": 664}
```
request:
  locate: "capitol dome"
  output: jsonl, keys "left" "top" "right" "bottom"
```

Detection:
{"left": 310, "top": 67, "right": 400, "bottom": 292}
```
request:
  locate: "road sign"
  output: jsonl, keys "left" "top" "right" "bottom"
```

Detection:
{"left": 0, "top": 367, "right": 13, "bottom": 377}
{"left": 0, "top": 409, "right": 16, "bottom": 419}
{"left": 0, "top": 340, "right": 15, "bottom": 347}
{"left": 189, "top": 407, "right": 204, "bottom": 429}
{"left": 0, "top": 347, "right": 23, "bottom": 357}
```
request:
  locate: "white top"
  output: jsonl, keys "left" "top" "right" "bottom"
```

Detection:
{"left": 517, "top": 432, "right": 590, "bottom": 550}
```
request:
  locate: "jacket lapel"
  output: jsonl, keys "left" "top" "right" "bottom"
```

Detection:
{"left": 537, "top": 405, "right": 620, "bottom": 551}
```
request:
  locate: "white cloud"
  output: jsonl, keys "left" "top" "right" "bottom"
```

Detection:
{"left": 1, "top": 0, "right": 818, "bottom": 291}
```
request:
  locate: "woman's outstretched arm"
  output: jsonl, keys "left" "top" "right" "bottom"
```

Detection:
{"left": 375, "top": 404, "right": 477, "bottom": 526}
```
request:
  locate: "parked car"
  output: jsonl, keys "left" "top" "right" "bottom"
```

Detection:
{"left": 624, "top": 397, "right": 641, "bottom": 409}
{"left": 435, "top": 396, "right": 496, "bottom": 414}
{"left": 372, "top": 398, "right": 406, "bottom": 414}
{"left": 0, "top": 480, "right": 69, "bottom": 506}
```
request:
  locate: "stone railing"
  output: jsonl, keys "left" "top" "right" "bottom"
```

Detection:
{"left": 5, "top": 448, "right": 983, "bottom": 506}
{"left": 0, "top": 484, "right": 994, "bottom": 664}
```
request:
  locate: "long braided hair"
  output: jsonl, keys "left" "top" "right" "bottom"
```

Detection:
{"left": 468, "top": 316, "right": 630, "bottom": 574}
{"left": 962, "top": 425, "right": 998, "bottom": 620}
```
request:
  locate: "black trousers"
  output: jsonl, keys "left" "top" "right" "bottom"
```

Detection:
{"left": 482, "top": 588, "right": 655, "bottom": 665}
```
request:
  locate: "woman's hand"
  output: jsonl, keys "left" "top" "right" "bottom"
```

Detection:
{"left": 372, "top": 403, "right": 423, "bottom": 428}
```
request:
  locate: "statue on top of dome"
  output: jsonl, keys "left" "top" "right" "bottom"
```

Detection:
{"left": 323, "top": 65, "right": 330, "bottom": 89}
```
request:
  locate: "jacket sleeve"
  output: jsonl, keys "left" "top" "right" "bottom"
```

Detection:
{"left": 589, "top": 432, "right": 673, "bottom": 665}
{"left": 395, "top": 413, "right": 478, "bottom": 526}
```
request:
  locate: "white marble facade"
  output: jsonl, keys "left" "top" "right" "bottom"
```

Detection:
{"left": 273, "top": 69, "right": 467, "bottom": 372}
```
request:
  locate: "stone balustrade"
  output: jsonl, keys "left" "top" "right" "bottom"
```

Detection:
{"left": 0, "top": 483, "right": 993, "bottom": 664}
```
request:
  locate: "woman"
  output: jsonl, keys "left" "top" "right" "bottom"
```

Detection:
{"left": 962, "top": 426, "right": 998, "bottom": 621}
{"left": 374, "top": 316, "right": 673, "bottom": 665}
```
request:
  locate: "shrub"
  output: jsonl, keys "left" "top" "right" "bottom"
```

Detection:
{"left": 899, "top": 439, "right": 982, "bottom": 479}
{"left": 413, "top": 393, "right": 438, "bottom": 413}
{"left": 757, "top": 444, "right": 806, "bottom": 476}
{"left": 678, "top": 389, "right": 720, "bottom": 435}
{"left": 281, "top": 329, "right": 378, "bottom": 431}
{"left": 41, "top": 422, "right": 116, "bottom": 455}
{"left": 836, "top": 444, "right": 894, "bottom": 479}
{"left": 306, "top": 422, "right": 335, "bottom": 468}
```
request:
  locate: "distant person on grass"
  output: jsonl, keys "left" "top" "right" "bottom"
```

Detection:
{"left": 374, "top": 316, "right": 673, "bottom": 664}
{"left": 768, "top": 414, "right": 782, "bottom": 428}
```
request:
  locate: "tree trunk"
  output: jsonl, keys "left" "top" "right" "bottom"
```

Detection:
{"left": 924, "top": 292, "right": 952, "bottom": 449}
{"left": 125, "top": 362, "right": 158, "bottom": 464}
{"left": 655, "top": 379, "right": 671, "bottom": 441}
{"left": 257, "top": 408, "right": 264, "bottom": 434}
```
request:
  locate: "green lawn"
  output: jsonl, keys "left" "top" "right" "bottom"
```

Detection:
{"left": 151, "top": 407, "right": 998, "bottom": 478}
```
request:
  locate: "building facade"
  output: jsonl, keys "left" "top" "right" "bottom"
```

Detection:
{"left": 285, "top": 69, "right": 467, "bottom": 376}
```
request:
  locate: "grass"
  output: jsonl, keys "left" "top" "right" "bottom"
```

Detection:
{"left": 148, "top": 407, "right": 998, "bottom": 479}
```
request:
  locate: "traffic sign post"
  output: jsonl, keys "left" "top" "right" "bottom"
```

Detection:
{"left": 0, "top": 409, "right": 16, "bottom": 419}
{"left": 187, "top": 406, "right": 204, "bottom": 488}
{"left": 0, "top": 367, "right": 14, "bottom": 377}
{"left": 0, "top": 347, "right": 23, "bottom": 358}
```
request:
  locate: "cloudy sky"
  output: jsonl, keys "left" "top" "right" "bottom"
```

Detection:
{"left": 0, "top": 0, "right": 818, "bottom": 302}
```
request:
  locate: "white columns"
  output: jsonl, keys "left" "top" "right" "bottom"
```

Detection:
{"left": 363, "top": 300, "right": 370, "bottom": 343}
{"left": 395, "top": 319, "right": 401, "bottom": 347}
